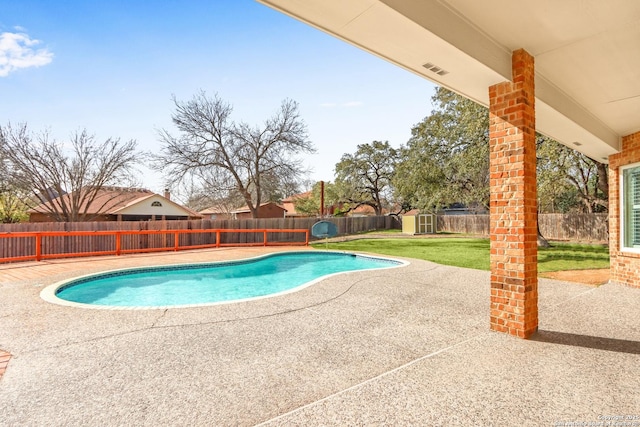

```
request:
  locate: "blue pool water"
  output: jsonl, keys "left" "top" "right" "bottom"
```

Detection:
{"left": 52, "top": 252, "right": 403, "bottom": 308}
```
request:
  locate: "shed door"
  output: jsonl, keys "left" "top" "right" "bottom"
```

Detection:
{"left": 417, "top": 214, "right": 435, "bottom": 234}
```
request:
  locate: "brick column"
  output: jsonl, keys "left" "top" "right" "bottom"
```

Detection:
{"left": 488, "top": 49, "right": 538, "bottom": 338}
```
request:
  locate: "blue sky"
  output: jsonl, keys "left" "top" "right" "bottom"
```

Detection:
{"left": 0, "top": 0, "right": 436, "bottom": 197}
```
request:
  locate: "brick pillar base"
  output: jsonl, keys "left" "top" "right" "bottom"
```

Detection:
{"left": 488, "top": 49, "right": 538, "bottom": 338}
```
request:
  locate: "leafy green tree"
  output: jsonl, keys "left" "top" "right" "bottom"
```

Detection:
{"left": 537, "top": 136, "right": 608, "bottom": 213}
{"left": 394, "top": 88, "right": 489, "bottom": 211}
{"left": 0, "top": 158, "right": 30, "bottom": 223}
{"left": 396, "top": 87, "right": 608, "bottom": 214}
{"left": 291, "top": 191, "right": 319, "bottom": 216}
{"left": 293, "top": 181, "right": 342, "bottom": 216}
{"left": 537, "top": 136, "right": 574, "bottom": 213}
{"left": 334, "top": 140, "right": 398, "bottom": 215}
{"left": 0, "top": 171, "right": 30, "bottom": 223}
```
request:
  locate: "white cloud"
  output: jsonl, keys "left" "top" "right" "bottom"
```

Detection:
{"left": 0, "top": 31, "right": 54, "bottom": 77}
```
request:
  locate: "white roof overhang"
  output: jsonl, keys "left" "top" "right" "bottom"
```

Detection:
{"left": 258, "top": 0, "right": 640, "bottom": 163}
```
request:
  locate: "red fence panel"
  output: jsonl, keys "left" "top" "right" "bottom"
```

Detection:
{"left": 0, "top": 228, "right": 309, "bottom": 264}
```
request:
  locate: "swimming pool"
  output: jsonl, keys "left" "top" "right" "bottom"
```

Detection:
{"left": 41, "top": 251, "right": 406, "bottom": 309}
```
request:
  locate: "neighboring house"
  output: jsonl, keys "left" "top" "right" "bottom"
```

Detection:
{"left": 29, "top": 187, "right": 202, "bottom": 222}
{"left": 282, "top": 191, "right": 348, "bottom": 217}
{"left": 281, "top": 191, "right": 313, "bottom": 217}
{"left": 347, "top": 205, "right": 377, "bottom": 217}
{"left": 35, "top": 187, "right": 66, "bottom": 204}
{"left": 231, "top": 202, "right": 286, "bottom": 219}
{"left": 199, "top": 206, "right": 233, "bottom": 220}
{"left": 347, "top": 204, "right": 393, "bottom": 217}
{"left": 440, "top": 203, "right": 488, "bottom": 215}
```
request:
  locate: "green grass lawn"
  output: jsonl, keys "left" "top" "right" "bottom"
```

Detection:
{"left": 311, "top": 237, "right": 610, "bottom": 272}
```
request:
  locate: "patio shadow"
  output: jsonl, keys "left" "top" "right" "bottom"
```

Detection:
{"left": 532, "top": 330, "right": 640, "bottom": 355}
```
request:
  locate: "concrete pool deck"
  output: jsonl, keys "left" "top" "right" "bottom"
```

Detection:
{"left": 1, "top": 247, "right": 639, "bottom": 426}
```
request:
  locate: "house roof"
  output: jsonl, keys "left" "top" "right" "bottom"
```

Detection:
{"left": 349, "top": 204, "right": 392, "bottom": 215}
{"left": 281, "top": 191, "right": 312, "bottom": 215}
{"left": 231, "top": 202, "right": 286, "bottom": 214}
{"left": 111, "top": 194, "right": 202, "bottom": 217}
{"left": 199, "top": 206, "right": 230, "bottom": 215}
{"left": 259, "top": 0, "right": 640, "bottom": 163}
{"left": 403, "top": 208, "right": 420, "bottom": 216}
{"left": 30, "top": 187, "right": 200, "bottom": 217}
{"left": 281, "top": 191, "right": 312, "bottom": 203}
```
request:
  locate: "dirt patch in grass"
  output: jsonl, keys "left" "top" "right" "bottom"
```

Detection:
{"left": 540, "top": 269, "right": 609, "bottom": 286}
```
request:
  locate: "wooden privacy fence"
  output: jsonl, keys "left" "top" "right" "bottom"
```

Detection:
{"left": 437, "top": 215, "right": 490, "bottom": 236}
{"left": 437, "top": 213, "right": 609, "bottom": 242}
{"left": 0, "top": 216, "right": 397, "bottom": 236}
{"left": 538, "top": 213, "right": 609, "bottom": 242}
{"left": 0, "top": 228, "right": 309, "bottom": 263}
{"left": 0, "top": 215, "right": 399, "bottom": 263}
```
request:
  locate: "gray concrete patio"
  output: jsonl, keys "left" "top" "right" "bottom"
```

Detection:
{"left": 1, "top": 247, "right": 638, "bottom": 426}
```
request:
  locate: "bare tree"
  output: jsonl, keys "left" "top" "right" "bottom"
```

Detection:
{"left": 0, "top": 123, "right": 139, "bottom": 222}
{"left": 180, "top": 178, "right": 245, "bottom": 214}
{"left": 154, "top": 91, "right": 314, "bottom": 218}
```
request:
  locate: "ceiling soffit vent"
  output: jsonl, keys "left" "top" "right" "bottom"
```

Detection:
{"left": 422, "top": 62, "right": 449, "bottom": 76}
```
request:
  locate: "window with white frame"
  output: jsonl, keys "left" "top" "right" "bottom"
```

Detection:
{"left": 622, "top": 163, "right": 640, "bottom": 250}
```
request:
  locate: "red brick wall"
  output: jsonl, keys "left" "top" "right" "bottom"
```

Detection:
{"left": 488, "top": 49, "right": 538, "bottom": 338}
{"left": 609, "top": 131, "right": 640, "bottom": 288}
{"left": 256, "top": 204, "right": 286, "bottom": 219}
{"left": 235, "top": 203, "right": 286, "bottom": 219}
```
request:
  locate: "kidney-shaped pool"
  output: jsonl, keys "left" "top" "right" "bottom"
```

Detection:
{"left": 41, "top": 251, "right": 407, "bottom": 309}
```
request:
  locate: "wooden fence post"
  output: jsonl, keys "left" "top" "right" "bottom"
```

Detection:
{"left": 35, "top": 234, "right": 42, "bottom": 261}
{"left": 115, "top": 232, "right": 121, "bottom": 256}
